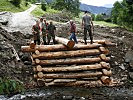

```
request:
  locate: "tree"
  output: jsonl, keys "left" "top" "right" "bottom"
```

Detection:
{"left": 11, "top": 0, "right": 21, "bottom": 7}
{"left": 111, "top": 0, "right": 133, "bottom": 30}
{"left": 95, "top": 14, "right": 104, "bottom": 21}
{"left": 91, "top": 14, "right": 95, "bottom": 21}
{"left": 52, "top": 0, "right": 80, "bottom": 16}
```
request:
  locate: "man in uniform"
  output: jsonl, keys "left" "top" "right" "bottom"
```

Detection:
{"left": 47, "top": 21, "right": 56, "bottom": 45}
{"left": 32, "top": 21, "right": 40, "bottom": 45}
{"left": 82, "top": 11, "right": 94, "bottom": 44}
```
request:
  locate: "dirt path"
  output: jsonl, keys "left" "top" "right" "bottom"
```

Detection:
{"left": 4, "top": 4, "right": 37, "bottom": 34}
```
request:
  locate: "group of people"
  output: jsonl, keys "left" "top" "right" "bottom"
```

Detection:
{"left": 32, "top": 11, "right": 94, "bottom": 45}
{"left": 32, "top": 18, "right": 56, "bottom": 45}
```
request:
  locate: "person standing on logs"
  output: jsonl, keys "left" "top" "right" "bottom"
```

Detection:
{"left": 69, "top": 20, "right": 78, "bottom": 44}
{"left": 32, "top": 21, "right": 41, "bottom": 45}
{"left": 47, "top": 21, "right": 56, "bottom": 45}
{"left": 82, "top": 11, "right": 94, "bottom": 44}
{"left": 40, "top": 18, "right": 48, "bottom": 45}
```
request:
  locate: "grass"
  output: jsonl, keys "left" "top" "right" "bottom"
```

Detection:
{"left": 93, "top": 21, "right": 118, "bottom": 27}
{"left": 31, "top": 5, "right": 59, "bottom": 17}
{"left": 0, "top": 0, "right": 30, "bottom": 12}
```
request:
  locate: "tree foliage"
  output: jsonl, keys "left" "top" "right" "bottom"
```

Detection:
{"left": 11, "top": 0, "right": 22, "bottom": 7}
{"left": 52, "top": 0, "right": 80, "bottom": 16}
{"left": 95, "top": 14, "right": 104, "bottom": 21}
{"left": 111, "top": 0, "right": 133, "bottom": 30}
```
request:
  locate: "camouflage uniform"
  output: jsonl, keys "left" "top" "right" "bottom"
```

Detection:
{"left": 42, "top": 23, "right": 48, "bottom": 45}
{"left": 32, "top": 25, "right": 40, "bottom": 45}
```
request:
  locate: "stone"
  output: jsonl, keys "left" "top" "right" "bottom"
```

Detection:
{"left": 63, "top": 96, "right": 73, "bottom": 100}
{"left": 24, "top": 61, "right": 31, "bottom": 65}
{"left": 119, "top": 64, "right": 125, "bottom": 70}
{"left": 129, "top": 72, "right": 133, "bottom": 80}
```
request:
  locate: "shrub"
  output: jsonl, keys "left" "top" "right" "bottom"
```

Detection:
{"left": 41, "top": 3, "right": 46, "bottom": 11}
{"left": 11, "top": 0, "right": 21, "bottom": 7}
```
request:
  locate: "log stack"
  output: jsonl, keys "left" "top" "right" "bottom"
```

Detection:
{"left": 21, "top": 36, "right": 115, "bottom": 87}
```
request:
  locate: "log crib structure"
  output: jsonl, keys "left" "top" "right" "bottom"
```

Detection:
{"left": 21, "top": 36, "right": 118, "bottom": 87}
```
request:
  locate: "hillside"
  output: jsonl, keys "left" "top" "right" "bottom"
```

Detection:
{"left": 80, "top": 3, "right": 112, "bottom": 14}
{"left": 0, "top": 0, "right": 30, "bottom": 12}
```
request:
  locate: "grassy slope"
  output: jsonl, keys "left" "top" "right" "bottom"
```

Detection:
{"left": 0, "top": 0, "right": 30, "bottom": 12}
{"left": 31, "top": 5, "right": 59, "bottom": 17}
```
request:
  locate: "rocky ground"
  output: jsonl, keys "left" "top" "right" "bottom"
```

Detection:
{"left": 0, "top": 9, "right": 133, "bottom": 99}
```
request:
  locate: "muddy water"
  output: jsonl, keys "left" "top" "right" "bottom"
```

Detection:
{"left": 0, "top": 86, "right": 133, "bottom": 100}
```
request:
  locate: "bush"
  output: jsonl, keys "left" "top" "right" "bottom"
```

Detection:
{"left": 104, "top": 18, "right": 112, "bottom": 22}
{"left": 0, "top": 77, "right": 24, "bottom": 95}
{"left": 41, "top": 3, "right": 46, "bottom": 11}
{"left": 11, "top": 0, "right": 21, "bottom": 7}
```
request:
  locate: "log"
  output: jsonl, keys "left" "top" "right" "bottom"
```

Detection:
{"left": 78, "top": 39, "right": 116, "bottom": 46}
{"left": 11, "top": 45, "right": 20, "bottom": 62}
{"left": 55, "top": 36, "right": 75, "bottom": 48}
{"left": 34, "top": 57, "right": 110, "bottom": 65}
{"left": 30, "top": 41, "right": 36, "bottom": 49}
{"left": 32, "top": 49, "right": 101, "bottom": 59}
{"left": 99, "top": 47, "right": 110, "bottom": 55}
{"left": 102, "top": 69, "right": 112, "bottom": 76}
{"left": 21, "top": 43, "right": 102, "bottom": 52}
{"left": 101, "top": 76, "right": 111, "bottom": 85}
{"left": 35, "top": 63, "right": 108, "bottom": 72}
{"left": 44, "top": 80, "right": 103, "bottom": 87}
{"left": 54, "top": 79, "right": 77, "bottom": 83}
{"left": 36, "top": 72, "right": 103, "bottom": 79}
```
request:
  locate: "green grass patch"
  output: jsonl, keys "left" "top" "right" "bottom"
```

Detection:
{"left": 93, "top": 21, "right": 118, "bottom": 27}
{"left": 0, "top": 0, "right": 30, "bottom": 12}
{"left": 31, "top": 5, "right": 59, "bottom": 17}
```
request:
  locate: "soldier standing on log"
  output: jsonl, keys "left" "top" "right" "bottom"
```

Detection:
{"left": 69, "top": 20, "right": 78, "bottom": 44}
{"left": 82, "top": 11, "right": 94, "bottom": 44}
{"left": 32, "top": 21, "right": 41, "bottom": 45}
{"left": 47, "top": 21, "right": 56, "bottom": 45}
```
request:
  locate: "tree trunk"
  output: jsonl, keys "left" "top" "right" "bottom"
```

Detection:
{"left": 99, "top": 47, "right": 110, "bottom": 55}
{"left": 34, "top": 56, "right": 109, "bottom": 65}
{"left": 102, "top": 69, "right": 112, "bottom": 76}
{"left": 43, "top": 80, "right": 103, "bottom": 87}
{"left": 30, "top": 41, "right": 36, "bottom": 49}
{"left": 55, "top": 36, "right": 75, "bottom": 48}
{"left": 21, "top": 43, "right": 102, "bottom": 52}
{"left": 37, "top": 72, "right": 103, "bottom": 79}
{"left": 35, "top": 64, "right": 107, "bottom": 72}
{"left": 32, "top": 49, "right": 101, "bottom": 59}
{"left": 78, "top": 39, "right": 116, "bottom": 46}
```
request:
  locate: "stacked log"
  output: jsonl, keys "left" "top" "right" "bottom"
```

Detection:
{"left": 21, "top": 37, "right": 115, "bottom": 87}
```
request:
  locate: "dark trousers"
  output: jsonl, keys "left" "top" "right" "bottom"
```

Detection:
{"left": 34, "top": 34, "right": 40, "bottom": 45}
{"left": 70, "top": 32, "right": 78, "bottom": 44}
{"left": 84, "top": 25, "right": 93, "bottom": 44}
{"left": 47, "top": 33, "right": 56, "bottom": 45}
{"left": 42, "top": 32, "right": 47, "bottom": 45}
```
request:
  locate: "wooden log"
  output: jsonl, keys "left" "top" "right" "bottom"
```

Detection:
{"left": 55, "top": 36, "right": 75, "bottom": 48}
{"left": 34, "top": 56, "right": 110, "bottom": 65}
{"left": 11, "top": 45, "right": 20, "bottom": 62}
{"left": 78, "top": 39, "right": 116, "bottom": 46}
{"left": 35, "top": 50, "right": 40, "bottom": 55}
{"left": 54, "top": 79, "right": 77, "bottom": 83}
{"left": 102, "top": 69, "right": 112, "bottom": 76}
{"left": 35, "top": 64, "right": 107, "bottom": 72}
{"left": 36, "top": 72, "right": 103, "bottom": 79}
{"left": 44, "top": 80, "right": 103, "bottom": 87}
{"left": 32, "top": 49, "right": 101, "bottom": 59}
{"left": 101, "top": 76, "right": 111, "bottom": 85}
{"left": 21, "top": 43, "right": 102, "bottom": 52}
{"left": 30, "top": 41, "right": 36, "bottom": 49}
{"left": 99, "top": 47, "right": 110, "bottom": 55}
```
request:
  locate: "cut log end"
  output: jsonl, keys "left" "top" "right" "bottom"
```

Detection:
{"left": 102, "top": 69, "right": 112, "bottom": 76}
{"left": 35, "top": 59, "right": 40, "bottom": 64}
{"left": 67, "top": 40, "right": 75, "bottom": 48}
{"left": 37, "top": 72, "right": 44, "bottom": 78}
{"left": 35, "top": 50, "right": 40, "bottom": 55}
{"left": 100, "top": 62, "right": 110, "bottom": 69}
{"left": 36, "top": 65, "right": 42, "bottom": 72}
{"left": 30, "top": 41, "right": 36, "bottom": 49}
{"left": 101, "top": 76, "right": 111, "bottom": 85}
{"left": 99, "top": 47, "right": 110, "bottom": 54}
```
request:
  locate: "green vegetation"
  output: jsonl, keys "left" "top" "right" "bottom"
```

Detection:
{"left": 0, "top": 0, "right": 30, "bottom": 12}
{"left": 52, "top": 0, "right": 80, "bottom": 16}
{"left": 0, "top": 77, "right": 24, "bottom": 95}
{"left": 31, "top": 5, "right": 59, "bottom": 17}
{"left": 93, "top": 21, "right": 118, "bottom": 27}
{"left": 111, "top": 0, "right": 133, "bottom": 31}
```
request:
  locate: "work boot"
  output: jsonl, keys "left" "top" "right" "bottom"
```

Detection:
{"left": 84, "top": 41, "right": 87, "bottom": 45}
{"left": 90, "top": 40, "right": 93, "bottom": 44}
